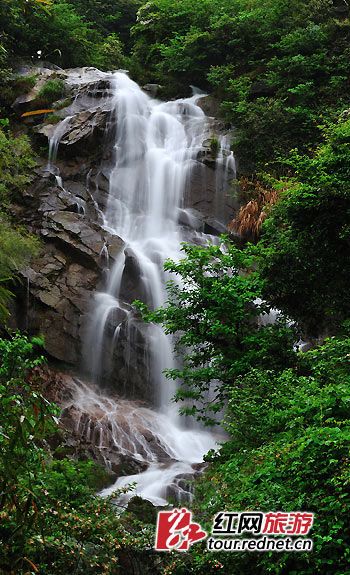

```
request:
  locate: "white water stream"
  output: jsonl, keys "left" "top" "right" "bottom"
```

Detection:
{"left": 48, "top": 70, "right": 235, "bottom": 506}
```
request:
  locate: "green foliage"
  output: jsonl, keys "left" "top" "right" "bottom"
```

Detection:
{"left": 0, "top": 333, "right": 55, "bottom": 570}
{"left": 258, "top": 117, "right": 350, "bottom": 335}
{"left": 209, "top": 136, "right": 219, "bottom": 157}
{"left": 132, "top": 0, "right": 350, "bottom": 171}
{"left": 132, "top": 0, "right": 219, "bottom": 91}
{"left": 0, "top": 0, "right": 96, "bottom": 67}
{"left": 69, "top": 0, "right": 141, "bottom": 47}
{"left": 45, "top": 113, "right": 62, "bottom": 124}
{"left": 137, "top": 213, "right": 350, "bottom": 572}
{"left": 0, "top": 219, "right": 40, "bottom": 321}
{"left": 0, "top": 72, "right": 36, "bottom": 115}
{"left": 0, "top": 0, "right": 137, "bottom": 85}
{"left": 91, "top": 33, "right": 126, "bottom": 71}
{"left": 12, "top": 73, "right": 37, "bottom": 94}
{"left": 137, "top": 239, "right": 296, "bottom": 423}
{"left": 0, "top": 128, "right": 39, "bottom": 322}
{"left": 37, "top": 78, "right": 66, "bottom": 105}
{"left": 0, "top": 334, "right": 155, "bottom": 574}
{"left": 167, "top": 331, "right": 350, "bottom": 574}
{"left": 0, "top": 42, "right": 10, "bottom": 89}
{"left": 1, "top": 0, "right": 349, "bottom": 175}
{"left": 0, "top": 72, "right": 36, "bottom": 111}
{"left": 0, "top": 127, "right": 35, "bottom": 203}
{"left": 1, "top": 2, "right": 350, "bottom": 572}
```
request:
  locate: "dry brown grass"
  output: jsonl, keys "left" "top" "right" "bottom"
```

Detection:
{"left": 228, "top": 178, "right": 279, "bottom": 240}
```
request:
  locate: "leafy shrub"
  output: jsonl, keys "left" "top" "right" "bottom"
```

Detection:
{"left": 209, "top": 136, "right": 219, "bottom": 156}
{"left": 137, "top": 239, "right": 296, "bottom": 423}
{"left": 0, "top": 334, "right": 155, "bottom": 574}
{"left": 13, "top": 73, "right": 37, "bottom": 94}
{"left": 37, "top": 78, "right": 66, "bottom": 105}
{"left": 45, "top": 113, "right": 62, "bottom": 124}
{"left": 92, "top": 32, "right": 126, "bottom": 70}
{"left": 259, "top": 117, "right": 350, "bottom": 335}
{"left": 176, "top": 332, "right": 350, "bottom": 575}
{"left": 0, "top": 218, "right": 40, "bottom": 321}
{"left": 132, "top": 0, "right": 350, "bottom": 173}
{"left": 0, "top": 128, "right": 36, "bottom": 201}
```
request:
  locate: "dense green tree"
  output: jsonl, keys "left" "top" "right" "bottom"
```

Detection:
{"left": 0, "top": 0, "right": 134, "bottom": 72}
{"left": 70, "top": 0, "right": 141, "bottom": 46}
{"left": 166, "top": 330, "right": 350, "bottom": 574}
{"left": 141, "top": 238, "right": 350, "bottom": 574}
{"left": 17, "top": 1, "right": 100, "bottom": 67}
{"left": 132, "top": 0, "right": 350, "bottom": 172}
{"left": 0, "top": 1, "right": 349, "bottom": 572}
{"left": 259, "top": 116, "right": 350, "bottom": 335}
{"left": 91, "top": 33, "right": 126, "bottom": 71}
{"left": 137, "top": 240, "right": 296, "bottom": 423}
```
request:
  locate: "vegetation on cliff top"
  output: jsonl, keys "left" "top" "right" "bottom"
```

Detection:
{"left": 131, "top": 0, "right": 350, "bottom": 174}
{"left": 0, "top": 127, "right": 39, "bottom": 321}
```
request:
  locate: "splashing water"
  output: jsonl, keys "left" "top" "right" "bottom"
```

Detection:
{"left": 61, "top": 378, "right": 220, "bottom": 506}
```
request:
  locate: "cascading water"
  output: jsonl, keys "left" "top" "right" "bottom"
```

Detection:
{"left": 47, "top": 70, "right": 235, "bottom": 506}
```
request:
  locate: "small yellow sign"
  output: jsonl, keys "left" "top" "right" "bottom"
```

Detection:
{"left": 21, "top": 109, "right": 54, "bottom": 118}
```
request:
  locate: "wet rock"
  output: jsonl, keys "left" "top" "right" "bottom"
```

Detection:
{"left": 333, "top": 0, "right": 349, "bottom": 16}
{"left": 110, "top": 455, "right": 149, "bottom": 477}
{"left": 12, "top": 67, "right": 65, "bottom": 112}
{"left": 9, "top": 121, "right": 121, "bottom": 367}
{"left": 127, "top": 496, "right": 157, "bottom": 523}
{"left": 10, "top": 166, "right": 124, "bottom": 364}
{"left": 13, "top": 66, "right": 113, "bottom": 112}
{"left": 41, "top": 211, "right": 123, "bottom": 271}
{"left": 197, "top": 94, "right": 221, "bottom": 118}
{"left": 36, "top": 108, "right": 110, "bottom": 155}
{"left": 177, "top": 208, "right": 203, "bottom": 230}
{"left": 192, "top": 462, "right": 208, "bottom": 472}
{"left": 165, "top": 468, "right": 204, "bottom": 502}
{"left": 186, "top": 160, "right": 237, "bottom": 231}
{"left": 142, "top": 84, "right": 162, "bottom": 97}
{"left": 108, "top": 319, "right": 154, "bottom": 403}
{"left": 10, "top": 64, "right": 237, "bottom": 400}
{"left": 18, "top": 254, "right": 99, "bottom": 363}
{"left": 42, "top": 372, "right": 174, "bottom": 479}
{"left": 119, "top": 248, "right": 147, "bottom": 304}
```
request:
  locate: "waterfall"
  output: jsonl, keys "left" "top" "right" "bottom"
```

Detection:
{"left": 48, "top": 70, "right": 235, "bottom": 506}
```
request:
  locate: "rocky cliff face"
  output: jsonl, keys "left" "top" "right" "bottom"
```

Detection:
{"left": 10, "top": 66, "right": 236, "bottom": 398}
